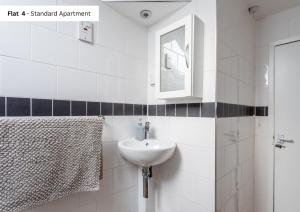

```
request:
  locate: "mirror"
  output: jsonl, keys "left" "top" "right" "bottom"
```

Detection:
{"left": 160, "top": 26, "right": 186, "bottom": 92}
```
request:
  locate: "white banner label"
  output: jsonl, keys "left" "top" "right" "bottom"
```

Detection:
{"left": 0, "top": 6, "right": 99, "bottom": 21}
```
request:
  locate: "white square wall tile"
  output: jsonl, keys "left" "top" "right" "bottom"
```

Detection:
{"left": 78, "top": 42, "right": 105, "bottom": 73}
{"left": 125, "top": 78, "right": 147, "bottom": 104}
{"left": 169, "top": 117, "right": 215, "bottom": 148}
{"left": 112, "top": 165, "right": 138, "bottom": 193}
{"left": 97, "top": 195, "right": 114, "bottom": 212}
{"left": 124, "top": 22, "right": 148, "bottom": 59}
{"left": 100, "top": 49, "right": 124, "bottom": 77}
{"left": 74, "top": 203, "right": 97, "bottom": 212}
{"left": 155, "top": 191, "right": 181, "bottom": 212}
{"left": 57, "top": 67, "right": 98, "bottom": 101}
{"left": 224, "top": 143, "right": 238, "bottom": 174}
{"left": 101, "top": 116, "right": 114, "bottom": 142}
{"left": 112, "top": 116, "right": 141, "bottom": 141}
{"left": 289, "top": 12, "right": 300, "bottom": 37}
{"left": 203, "top": 70, "right": 216, "bottom": 102}
{"left": 125, "top": 59, "right": 148, "bottom": 104}
{"left": 239, "top": 117, "right": 254, "bottom": 140}
{"left": 103, "top": 142, "right": 125, "bottom": 170}
{"left": 100, "top": 75, "right": 125, "bottom": 103}
{"left": 0, "top": 23, "right": 30, "bottom": 59}
{"left": 147, "top": 117, "right": 172, "bottom": 141}
{"left": 0, "top": 57, "right": 57, "bottom": 99}
{"left": 46, "top": 193, "right": 80, "bottom": 212}
{"left": 216, "top": 71, "right": 226, "bottom": 102}
{"left": 112, "top": 187, "right": 138, "bottom": 212}
{"left": 224, "top": 75, "right": 238, "bottom": 104}
{"left": 216, "top": 118, "right": 238, "bottom": 148}
{"left": 255, "top": 13, "right": 289, "bottom": 48}
{"left": 57, "top": 22, "right": 77, "bottom": 37}
{"left": 57, "top": 0, "right": 78, "bottom": 36}
{"left": 31, "top": 22, "right": 57, "bottom": 31}
{"left": 31, "top": 25, "right": 78, "bottom": 68}
{"left": 239, "top": 82, "right": 254, "bottom": 106}
{"left": 98, "top": 16, "right": 126, "bottom": 52}
{"left": 180, "top": 198, "right": 211, "bottom": 212}
{"left": 180, "top": 172, "right": 215, "bottom": 209}
{"left": 176, "top": 143, "right": 215, "bottom": 179}
{"left": 204, "top": 36, "right": 217, "bottom": 71}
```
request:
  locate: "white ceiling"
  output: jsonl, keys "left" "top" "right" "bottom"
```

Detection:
{"left": 245, "top": 0, "right": 300, "bottom": 20}
{"left": 101, "top": 0, "right": 191, "bottom": 26}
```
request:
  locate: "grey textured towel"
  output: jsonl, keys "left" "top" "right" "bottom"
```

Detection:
{"left": 0, "top": 116, "right": 104, "bottom": 212}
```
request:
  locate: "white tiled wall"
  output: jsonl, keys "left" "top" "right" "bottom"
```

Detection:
{"left": 254, "top": 6, "right": 300, "bottom": 212}
{"left": 0, "top": 1, "right": 219, "bottom": 212}
{"left": 0, "top": 0, "right": 148, "bottom": 212}
{"left": 146, "top": 117, "right": 215, "bottom": 212}
{"left": 216, "top": 117, "right": 255, "bottom": 212}
{"left": 216, "top": 0, "right": 255, "bottom": 212}
{"left": 145, "top": 1, "right": 217, "bottom": 212}
{"left": 0, "top": 0, "right": 148, "bottom": 104}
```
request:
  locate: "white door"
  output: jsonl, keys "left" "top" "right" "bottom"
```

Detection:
{"left": 274, "top": 40, "right": 300, "bottom": 212}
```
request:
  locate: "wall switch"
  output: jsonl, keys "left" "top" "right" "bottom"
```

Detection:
{"left": 79, "top": 21, "right": 93, "bottom": 44}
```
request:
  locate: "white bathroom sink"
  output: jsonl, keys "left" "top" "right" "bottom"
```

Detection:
{"left": 118, "top": 139, "right": 176, "bottom": 167}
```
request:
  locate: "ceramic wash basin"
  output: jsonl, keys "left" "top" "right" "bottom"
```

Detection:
{"left": 118, "top": 139, "right": 176, "bottom": 167}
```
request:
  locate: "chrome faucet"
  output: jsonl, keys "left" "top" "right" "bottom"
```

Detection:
{"left": 145, "top": 122, "right": 151, "bottom": 140}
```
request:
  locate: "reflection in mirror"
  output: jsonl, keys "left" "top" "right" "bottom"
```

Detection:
{"left": 160, "top": 26, "right": 186, "bottom": 92}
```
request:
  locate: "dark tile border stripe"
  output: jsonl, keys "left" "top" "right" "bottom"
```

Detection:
{"left": 0, "top": 97, "right": 268, "bottom": 118}
{"left": 7, "top": 97, "right": 30, "bottom": 117}
{"left": 32, "top": 99, "right": 52, "bottom": 116}
{"left": 217, "top": 102, "right": 255, "bottom": 117}
{"left": 0, "top": 97, "right": 5, "bottom": 117}
{"left": 113, "top": 103, "right": 124, "bottom": 116}
{"left": 71, "top": 101, "right": 87, "bottom": 116}
{"left": 216, "top": 102, "right": 268, "bottom": 118}
{"left": 176, "top": 104, "right": 187, "bottom": 117}
{"left": 53, "top": 100, "right": 70, "bottom": 116}
{"left": 124, "top": 104, "right": 134, "bottom": 116}
{"left": 134, "top": 104, "right": 143, "bottom": 116}
{"left": 255, "top": 106, "right": 268, "bottom": 116}
{"left": 166, "top": 104, "right": 175, "bottom": 116}
{"left": 188, "top": 103, "right": 201, "bottom": 117}
{"left": 87, "top": 102, "right": 100, "bottom": 116}
{"left": 157, "top": 105, "right": 166, "bottom": 116}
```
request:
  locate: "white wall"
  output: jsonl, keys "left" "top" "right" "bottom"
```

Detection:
{"left": 145, "top": 1, "right": 217, "bottom": 212}
{"left": 254, "top": 6, "right": 300, "bottom": 212}
{"left": 0, "top": 1, "right": 219, "bottom": 212}
{"left": 216, "top": 0, "right": 255, "bottom": 212}
{"left": 0, "top": 0, "right": 148, "bottom": 104}
{"left": 147, "top": 117, "right": 216, "bottom": 212}
{"left": 0, "top": 0, "right": 148, "bottom": 212}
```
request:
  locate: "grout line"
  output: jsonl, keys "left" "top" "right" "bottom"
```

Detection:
{"left": 70, "top": 100, "right": 72, "bottom": 116}
{"left": 85, "top": 101, "right": 87, "bottom": 116}
{"left": 52, "top": 99, "right": 54, "bottom": 116}
{"left": 186, "top": 103, "right": 189, "bottom": 117}
{"left": 30, "top": 99, "right": 32, "bottom": 116}
{"left": 5, "top": 97, "right": 7, "bottom": 117}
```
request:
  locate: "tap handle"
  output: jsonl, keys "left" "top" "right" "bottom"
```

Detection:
{"left": 145, "top": 121, "right": 150, "bottom": 128}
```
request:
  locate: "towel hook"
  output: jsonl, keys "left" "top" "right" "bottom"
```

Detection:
{"left": 98, "top": 115, "right": 105, "bottom": 120}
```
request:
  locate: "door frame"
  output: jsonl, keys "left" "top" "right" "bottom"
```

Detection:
{"left": 269, "top": 36, "right": 300, "bottom": 212}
